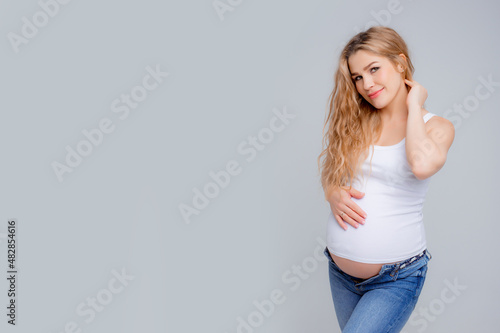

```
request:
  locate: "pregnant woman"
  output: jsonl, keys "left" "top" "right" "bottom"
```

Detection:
{"left": 317, "top": 26, "right": 455, "bottom": 332}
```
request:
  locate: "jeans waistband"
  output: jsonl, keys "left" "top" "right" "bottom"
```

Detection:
{"left": 396, "top": 249, "right": 431, "bottom": 271}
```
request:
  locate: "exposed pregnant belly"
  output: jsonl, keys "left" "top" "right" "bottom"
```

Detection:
{"left": 328, "top": 249, "right": 397, "bottom": 280}
{"left": 326, "top": 191, "right": 420, "bottom": 279}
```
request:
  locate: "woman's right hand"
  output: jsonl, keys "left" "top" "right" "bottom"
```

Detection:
{"left": 326, "top": 186, "right": 367, "bottom": 231}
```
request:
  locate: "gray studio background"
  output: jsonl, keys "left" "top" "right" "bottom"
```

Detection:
{"left": 1, "top": 0, "right": 498, "bottom": 332}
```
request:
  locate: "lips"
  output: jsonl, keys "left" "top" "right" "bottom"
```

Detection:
{"left": 368, "top": 88, "right": 384, "bottom": 99}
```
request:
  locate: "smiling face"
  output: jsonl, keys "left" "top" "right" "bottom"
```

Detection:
{"left": 348, "top": 50, "right": 405, "bottom": 110}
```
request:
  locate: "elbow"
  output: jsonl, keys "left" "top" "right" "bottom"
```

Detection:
{"left": 411, "top": 157, "right": 447, "bottom": 180}
{"left": 412, "top": 168, "right": 431, "bottom": 181}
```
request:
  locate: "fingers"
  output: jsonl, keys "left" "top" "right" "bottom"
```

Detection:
{"left": 405, "top": 79, "right": 421, "bottom": 87}
{"left": 405, "top": 79, "right": 415, "bottom": 87}
{"left": 334, "top": 214, "right": 348, "bottom": 231}
{"left": 340, "top": 205, "right": 364, "bottom": 227}
{"left": 333, "top": 186, "right": 367, "bottom": 231}
{"left": 336, "top": 213, "right": 359, "bottom": 231}
{"left": 347, "top": 202, "right": 367, "bottom": 222}
{"left": 346, "top": 188, "right": 367, "bottom": 219}
{"left": 349, "top": 187, "right": 365, "bottom": 199}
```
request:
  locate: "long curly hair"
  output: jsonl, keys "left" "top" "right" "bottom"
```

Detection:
{"left": 317, "top": 26, "right": 415, "bottom": 196}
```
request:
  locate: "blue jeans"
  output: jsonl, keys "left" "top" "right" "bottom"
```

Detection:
{"left": 323, "top": 247, "right": 432, "bottom": 333}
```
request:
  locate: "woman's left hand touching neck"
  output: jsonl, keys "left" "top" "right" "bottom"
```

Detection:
{"left": 404, "top": 79, "right": 428, "bottom": 111}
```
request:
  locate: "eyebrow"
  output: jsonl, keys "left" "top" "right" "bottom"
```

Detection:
{"left": 350, "top": 61, "right": 379, "bottom": 76}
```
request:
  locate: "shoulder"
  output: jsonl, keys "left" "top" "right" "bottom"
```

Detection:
{"left": 421, "top": 108, "right": 454, "bottom": 132}
{"left": 422, "top": 109, "right": 455, "bottom": 152}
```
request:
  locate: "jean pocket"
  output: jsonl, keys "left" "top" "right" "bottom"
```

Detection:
{"left": 406, "top": 263, "right": 427, "bottom": 277}
{"left": 394, "top": 264, "right": 428, "bottom": 298}
{"left": 413, "top": 265, "right": 428, "bottom": 297}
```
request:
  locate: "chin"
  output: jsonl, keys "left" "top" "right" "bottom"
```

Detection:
{"left": 368, "top": 101, "right": 385, "bottom": 110}
{"left": 370, "top": 97, "right": 390, "bottom": 110}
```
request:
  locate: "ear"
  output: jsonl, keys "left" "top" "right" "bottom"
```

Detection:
{"left": 398, "top": 53, "right": 407, "bottom": 72}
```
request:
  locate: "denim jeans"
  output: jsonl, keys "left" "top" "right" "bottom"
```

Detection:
{"left": 323, "top": 247, "right": 432, "bottom": 333}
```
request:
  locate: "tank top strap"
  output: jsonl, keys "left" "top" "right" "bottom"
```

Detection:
{"left": 423, "top": 112, "right": 436, "bottom": 123}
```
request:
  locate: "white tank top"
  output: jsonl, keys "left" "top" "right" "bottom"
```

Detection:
{"left": 326, "top": 112, "right": 436, "bottom": 263}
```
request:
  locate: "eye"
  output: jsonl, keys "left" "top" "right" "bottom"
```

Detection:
{"left": 353, "top": 67, "right": 380, "bottom": 82}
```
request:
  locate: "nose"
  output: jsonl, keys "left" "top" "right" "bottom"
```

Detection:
{"left": 363, "top": 76, "right": 374, "bottom": 91}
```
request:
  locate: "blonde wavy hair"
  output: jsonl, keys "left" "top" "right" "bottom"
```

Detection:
{"left": 318, "top": 26, "right": 415, "bottom": 197}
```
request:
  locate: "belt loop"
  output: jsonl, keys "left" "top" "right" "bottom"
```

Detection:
{"left": 426, "top": 249, "right": 432, "bottom": 260}
{"left": 390, "top": 263, "right": 400, "bottom": 277}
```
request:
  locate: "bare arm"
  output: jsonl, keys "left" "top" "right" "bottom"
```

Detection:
{"left": 404, "top": 79, "right": 455, "bottom": 180}
{"left": 406, "top": 108, "right": 455, "bottom": 180}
